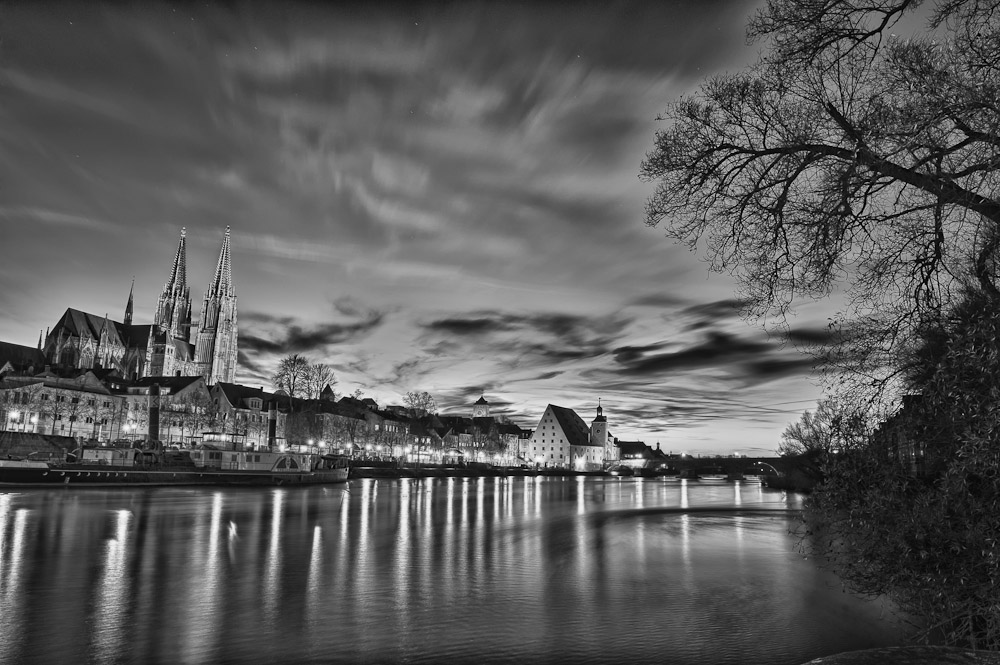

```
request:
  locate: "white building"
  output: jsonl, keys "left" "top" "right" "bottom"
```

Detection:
{"left": 528, "top": 404, "right": 606, "bottom": 471}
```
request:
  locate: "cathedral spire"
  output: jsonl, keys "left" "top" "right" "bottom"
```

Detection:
{"left": 38, "top": 329, "right": 43, "bottom": 350}
{"left": 207, "top": 226, "right": 234, "bottom": 298}
{"left": 194, "top": 226, "right": 238, "bottom": 385}
{"left": 154, "top": 227, "right": 192, "bottom": 345}
{"left": 166, "top": 228, "right": 188, "bottom": 294}
{"left": 124, "top": 277, "right": 134, "bottom": 327}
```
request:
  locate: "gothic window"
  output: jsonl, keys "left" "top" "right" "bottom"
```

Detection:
{"left": 60, "top": 347, "right": 77, "bottom": 366}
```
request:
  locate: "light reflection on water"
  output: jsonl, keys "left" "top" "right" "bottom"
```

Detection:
{"left": 0, "top": 478, "right": 907, "bottom": 664}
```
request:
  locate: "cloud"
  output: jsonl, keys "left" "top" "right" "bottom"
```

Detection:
{"left": 425, "top": 317, "right": 517, "bottom": 335}
{"left": 0, "top": 206, "right": 119, "bottom": 232}
{"left": 240, "top": 310, "right": 384, "bottom": 353}
{"left": 1, "top": 68, "right": 137, "bottom": 126}
{"left": 613, "top": 331, "right": 770, "bottom": 375}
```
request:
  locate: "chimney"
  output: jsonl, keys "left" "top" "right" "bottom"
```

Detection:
{"left": 147, "top": 383, "right": 161, "bottom": 447}
{"left": 267, "top": 402, "right": 277, "bottom": 450}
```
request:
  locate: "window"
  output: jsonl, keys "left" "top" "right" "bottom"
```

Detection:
{"left": 41, "top": 394, "right": 49, "bottom": 401}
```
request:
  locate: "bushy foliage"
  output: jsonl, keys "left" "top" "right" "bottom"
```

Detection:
{"left": 805, "top": 291, "right": 1000, "bottom": 648}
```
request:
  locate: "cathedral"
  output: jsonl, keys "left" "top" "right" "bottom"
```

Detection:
{"left": 41, "top": 227, "right": 238, "bottom": 385}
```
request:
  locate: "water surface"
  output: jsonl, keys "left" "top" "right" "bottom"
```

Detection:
{"left": 0, "top": 477, "right": 907, "bottom": 664}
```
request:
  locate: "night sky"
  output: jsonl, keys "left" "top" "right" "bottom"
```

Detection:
{"left": 0, "top": 1, "right": 835, "bottom": 455}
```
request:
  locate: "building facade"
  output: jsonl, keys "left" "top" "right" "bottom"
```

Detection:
{"left": 528, "top": 404, "right": 605, "bottom": 470}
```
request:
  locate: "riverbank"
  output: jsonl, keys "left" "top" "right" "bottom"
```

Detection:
{"left": 805, "top": 646, "right": 1000, "bottom": 664}
{"left": 348, "top": 462, "right": 610, "bottom": 479}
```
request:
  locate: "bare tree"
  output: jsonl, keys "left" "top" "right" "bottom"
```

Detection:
{"left": 640, "top": 0, "right": 1000, "bottom": 399}
{"left": 403, "top": 391, "right": 437, "bottom": 418}
{"left": 779, "top": 398, "right": 870, "bottom": 456}
{"left": 303, "top": 363, "right": 336, "bottom": 400}
{"left": 271, "top": 354, "right": 310, "bottom": 398}
{"left": 0, "top": 382, "right": 44, "bottom": 433}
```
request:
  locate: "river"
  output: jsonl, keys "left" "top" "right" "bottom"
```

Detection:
{"left": 0, "top": 477, "right": 908, "bottom": 664}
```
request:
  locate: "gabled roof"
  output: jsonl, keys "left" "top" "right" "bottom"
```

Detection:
{"left": 131, "top": 375, "right": 206, "bottom": 395}
{"left": 547, "top": 404, "right": 593, "bottom": 447}
{"left": 474, "top": 396, "right": 489, "bottom": 404}
{"left": 617, "top": 440, "right": 655, "bottom": 458}
{"left": 0, "top": 341, "right": 46, "bottom": 375}
{"left": 496, "top": 422, "right": 525, "bottom": 436}
{"left": 52, "top": 308, "right": 127, "bottom": 347}
{"left": 214, "top": 382, "right": 272, "bottom": 409}
{"left": 2, "top": 370, "right": 113, "bottom": 395}
{"left": 437, "top": 415, "right": 473, "bottom": 434}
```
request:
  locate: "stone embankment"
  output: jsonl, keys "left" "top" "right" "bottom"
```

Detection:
{"left": 804, "top": 646, "right": 1000, "bottom": 664}
{"left": 348, "top": 463, "right": 607, "bottom": 479}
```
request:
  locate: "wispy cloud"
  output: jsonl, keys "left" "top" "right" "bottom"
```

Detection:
{"left": 0, "top": 206, "right": 119, "bottom": 232}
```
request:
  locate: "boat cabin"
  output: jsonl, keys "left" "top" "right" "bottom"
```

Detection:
{"left": 80, "top": 447, "right": 142, "bottom": 466}
{"left": 187, "top": 448, "right": 316, "bottom": 472}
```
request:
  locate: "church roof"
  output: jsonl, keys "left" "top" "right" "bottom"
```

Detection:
{"left": 170, "top": 337, "right": 195, "bottom": 362}
{"left": 474, "top": 396, "right": 489, "bottom": 404}
{"left": 123, "top": 324, "right": 152, "bottom": 346}
{"left": 49, "top": 309, "right": 159, "bottom": 353}
{"left": 52, "top": 308, "right": 127, "bottom": 347}
{"left": 546, "top": 405, "right": 594, "bottom": 447}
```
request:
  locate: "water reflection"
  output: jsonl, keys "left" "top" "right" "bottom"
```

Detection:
{"left": 0, "top": 479, "right": 906, "bottom": 664}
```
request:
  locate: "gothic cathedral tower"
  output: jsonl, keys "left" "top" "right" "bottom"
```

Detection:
{"left": 194, "top": 226, "right": 238, "bottom": 384}
{"left": 154, "top": 228, "right": 192, "bottom": 342}
{"left": 147, "top": 228, "right": 193, "bottom": 377}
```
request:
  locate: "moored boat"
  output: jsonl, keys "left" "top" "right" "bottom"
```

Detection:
{"left": 0, "top": 445, "right": 349, "bottom": 488}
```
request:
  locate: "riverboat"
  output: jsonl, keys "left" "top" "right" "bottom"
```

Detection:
{"left": 0, "top": 445, "right": 350, "bottom": 488}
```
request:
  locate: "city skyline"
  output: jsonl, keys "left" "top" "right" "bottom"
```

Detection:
{"left": 0, "top": 0, "right": 834, "bottom": 454}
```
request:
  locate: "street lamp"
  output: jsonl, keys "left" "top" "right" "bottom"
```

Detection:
{"left": 9, "top": 410, "right": 21, "bottom": 433}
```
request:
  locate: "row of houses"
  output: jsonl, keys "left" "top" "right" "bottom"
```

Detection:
{"left": 0, "top": 341, "right": 666, "bottom": 470}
